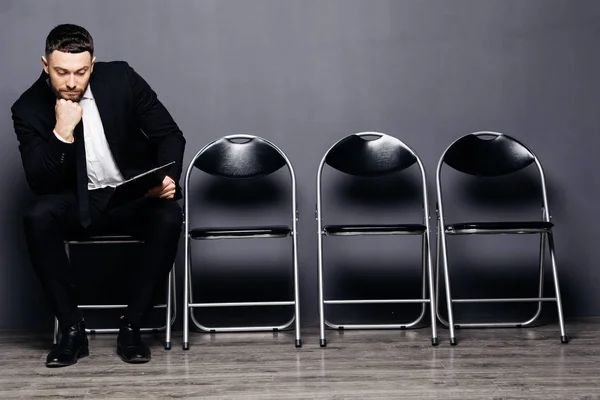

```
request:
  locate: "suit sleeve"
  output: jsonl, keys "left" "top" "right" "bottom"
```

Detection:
{"left": 126, "top": 64, "right": 186, "bottom": 185}
{"left": 12, "top": 103, "right": 76, "bottom": 195}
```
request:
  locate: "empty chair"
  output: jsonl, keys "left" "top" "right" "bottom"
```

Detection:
{"left": 56, "top": 234, "right": 176, "bottom": 350}
{"left": 435, "top": 131, "right": 567, "bottom": 345}
{"left": 317, "top": 132, "right": 437, "bottom": 347}
{"left": 182, "top": 134, "right": 300, "bottom": 349}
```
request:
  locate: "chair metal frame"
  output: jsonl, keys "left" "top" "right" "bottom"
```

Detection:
{"left": 54, "top": 235, "right": 176, "bottom": 350}
{"left": 434, "top": 131, "right": 567, "bottom": 345}
{"left": 183, "top": 134, "right": 301, "bottom": 350}
{"left": 317, "top": 132, "right": 438, "bottom": 347}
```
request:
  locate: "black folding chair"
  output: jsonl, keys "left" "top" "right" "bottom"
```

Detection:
{"left": 317, "top": 132, "right": 437, "bottom": 347}
{"left": 435, "top": 131, "right": 567, "bottom": 345}
{"left": 182, "top": 134, "right": 301, "bottom": 349}
{"left": 55, "top": 235, "right": 176, "bottom": 350}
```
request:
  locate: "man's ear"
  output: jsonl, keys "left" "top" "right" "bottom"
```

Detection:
{"left": 90, "top": 56, "right": 96, "bottom": 73}
{"left": 41, "top": 56, "right": 49, "bottom": 74}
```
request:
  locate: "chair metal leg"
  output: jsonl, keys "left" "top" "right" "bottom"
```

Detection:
{"left": 53, "top": 317, "right": 60, "bottom": 345}
{"left": 439, "top": 224, "right": 457, "bottom": 345}
{"left": 187, "top": 238, "right": 298, "bottom": 335}
{"left": 419, "top": 235, "right": 428, "bottom": 325}
{"left": 434, "top": 230, "right": 568, "bottom": 336}
{"left": 164, "top": 267, "right": 174, "bottom": 350}
{"left": 521, "top": 233, "right": 546, "bottom": 327}
{"left": 292, "top": 234, "right": 302, "bottom": 348}
{"left": 435, "top": 223, "right": 450, "bottom": 327}
{"left": 425, "top": 233, "right": 438, "bottom": 346}
{"left": 318, "top": 230, "right": 434, "bottom": 345}
{"left": 317, "top": 244, "right": 326, "bottom": 347}
{"left": 547, "top": 232, "right": 568, "bottom": 343}
{"left": 536, "top": 232, "right": 546, "bottom": 318}
{"left": 52, "top": 242, "right": 68, "bottom": 345}
{"left": 185, "top": 234, "right": 299, "bottom": 345}
{"left": 58, "top": 239, "right": 175, "bottom": 349}
{"left": 183, "top": 234, "right": 190, "bottom": 350}
{"left": 321, "top": 243, "right": 429, "bottom": 331}
{"left": 317, "top": 230, "right": 326, "bottom": 347}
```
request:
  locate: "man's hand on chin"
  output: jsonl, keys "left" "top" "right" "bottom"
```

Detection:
{"left": 146, "top": 176, "right": 176, "bottom": 199}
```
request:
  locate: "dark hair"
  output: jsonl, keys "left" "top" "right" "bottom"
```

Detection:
{"left": 45, "top": 24, "right": 94, "bottom": 56}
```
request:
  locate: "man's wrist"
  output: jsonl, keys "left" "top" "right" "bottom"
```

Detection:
{"left": 53, "top": 128, "right": 74, "bottom": 143}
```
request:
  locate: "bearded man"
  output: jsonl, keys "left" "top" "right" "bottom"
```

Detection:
{"left": 11, "top": 24, "right": 185, "bottom": 367}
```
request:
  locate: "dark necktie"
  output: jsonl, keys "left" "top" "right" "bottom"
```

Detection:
{"left": 74, "top": 122, "right": 91, "bottom": 227}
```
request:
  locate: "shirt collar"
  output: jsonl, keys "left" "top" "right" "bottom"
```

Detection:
{"left": 81, "top": 84, "right": 94, "bottom": 100}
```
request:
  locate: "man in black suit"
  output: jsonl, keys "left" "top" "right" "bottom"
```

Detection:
{"left": 11, "top": 24, "right": 186, "bottom": 367}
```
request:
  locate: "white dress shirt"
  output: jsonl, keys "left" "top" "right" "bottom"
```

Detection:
{"left": 54, "top": 84, "right": 124, "bottom": 190}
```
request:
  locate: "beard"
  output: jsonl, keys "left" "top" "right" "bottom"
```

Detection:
{"left": 49, "top": 77, "right": 89, "bottom": 102}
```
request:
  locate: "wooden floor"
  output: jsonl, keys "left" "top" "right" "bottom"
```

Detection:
{"left": 1, "top": 319, "right": 599, "bottom": 399}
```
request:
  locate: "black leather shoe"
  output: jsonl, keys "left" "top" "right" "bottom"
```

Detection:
{"left": 117, "top": 320, "right": 151, "bottom": 364}
{"left": 46, "top": 320, "right": 89, "bottom": 368}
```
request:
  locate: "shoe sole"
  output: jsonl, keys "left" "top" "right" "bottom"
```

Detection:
{"left": 46, "top": 347, "right": 89, "bottom": 368}
{"left": 117, "top": 347, "right": 151, "bottom": 364}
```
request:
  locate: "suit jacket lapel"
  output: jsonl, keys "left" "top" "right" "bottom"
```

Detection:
{"left": 31, "top": 72, "right": 59, "bottom": 135}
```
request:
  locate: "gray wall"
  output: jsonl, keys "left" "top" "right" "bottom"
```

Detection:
{"left": 1, "top": 0, "right": 600, "bottom": 330}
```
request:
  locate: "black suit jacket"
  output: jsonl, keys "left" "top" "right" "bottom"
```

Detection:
{"left": 11, "top": 61, "right": 186, "bottom": 200}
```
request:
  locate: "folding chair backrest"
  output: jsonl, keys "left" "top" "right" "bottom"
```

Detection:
{"left": 317, "top": 132, "right": 430, "bottom": 226}
{"left": 442, "top": 132, "right": 535, "bottom": 177}
{"left": 193, "top": 135, "right": 286, "bottom": 179}
{"left": 324, "top": 132, "right": 418, "bottom": 177}
{"left": 437, "top": 131, "right": 550, "bottom": 221}
{"left": 185, "top": 134, "right": 296, "bottom": 226}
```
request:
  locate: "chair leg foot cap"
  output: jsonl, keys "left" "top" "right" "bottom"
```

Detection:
{"left": 164, "top": 342, "right": 171, "bottom": 350}
{"left": 295, "top": 339, "right": 302, "bottom": 348}
{"left": 183, "top": 342, "right": 189, "bottom": 350}
{"left": 320, "top": 339, "right": 327, "bottom": 347}
{"left": 432, "top": 338, "right": 439, "bottom": 346}
{"left": 561, "top": 335, "right": 569, "bottom": 344}
{"left": 450, "top": 338, "right": 457, "bottom": 346}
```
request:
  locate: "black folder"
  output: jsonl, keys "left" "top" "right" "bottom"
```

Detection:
{"left": 106, "top": 161, "right": 175, "bottom": 209}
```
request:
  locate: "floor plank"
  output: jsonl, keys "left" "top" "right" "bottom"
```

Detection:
{"left": 0, "top": 319, "right": 599, "bottom": 399}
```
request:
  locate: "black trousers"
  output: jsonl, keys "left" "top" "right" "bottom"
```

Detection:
{"left": 23, "top": 189, "right": 182, "bottom": 328}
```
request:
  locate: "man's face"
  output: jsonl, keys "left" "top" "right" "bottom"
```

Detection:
{"left": 42, "top": 50, "right": 95, "bottom": 102}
